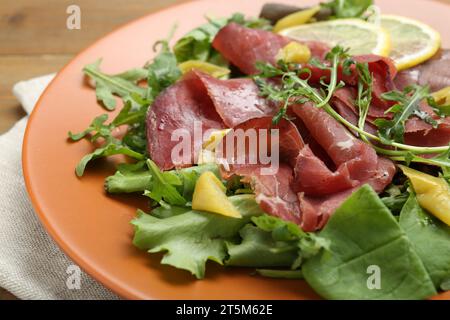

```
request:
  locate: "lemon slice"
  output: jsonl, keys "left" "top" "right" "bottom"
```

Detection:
{"left": 278, "top": 19, "right": 391, "bottom": 57}
{"left": 380, "top": 15, "right": 441, "bottom": 71}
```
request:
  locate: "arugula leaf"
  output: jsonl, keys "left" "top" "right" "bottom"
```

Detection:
{"left": 302, "top": 185, "right": 437, "bottom": 300}
{"left": 144, "top": 159, "right": 187, "bottom": 207}
{"left": 322, "top": 0, "right": 373, "bottom": 19}
{"left": 83, "top": 60, "right": 147, "bottom": 110}
{"left": 375, "top": 85, "right": 437, "bottom": 144}
{"left": 147, "top": 41, "right": 182, "bottom": 100}
{"left": 112, "top": 100, "right": 147, "bottom": 127}
{"left": 131, "top": 195, "right": 265, "bottom": 279}
{"left": 399, "top": 193, "right": 450, "bottom": 290}
{"left": 68, "top": 114, "right": 110, "bottom": 141}
{"left": 75, "top": 143, "right": 144, "bottom": 177}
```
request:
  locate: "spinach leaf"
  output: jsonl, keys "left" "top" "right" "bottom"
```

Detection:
{"left": 132, "top": 195, "right": 265, "bottom": 279}
{"left": 399, "top": 193, "right": 450, "bottom": 290}
{"left": 302, "top": 185, "right": 437, "bottom": 300}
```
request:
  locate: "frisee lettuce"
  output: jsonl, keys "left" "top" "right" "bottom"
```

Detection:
{"left": 132, "top": 195, "right": 265, "bottom": 279}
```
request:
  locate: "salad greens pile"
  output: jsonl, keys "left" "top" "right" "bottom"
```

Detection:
{"left": 68, "top": 0, "right": 450, "bottom": 300}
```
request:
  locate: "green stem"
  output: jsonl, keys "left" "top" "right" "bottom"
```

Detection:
{"left": 316, "top": 54, "right": 339, "bottom": 108}
{"left": 291, "top": 75, "right": 449, "bottom": 155}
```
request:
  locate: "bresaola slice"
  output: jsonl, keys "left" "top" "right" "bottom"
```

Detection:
{"left": 194, "top": 72, "right": 275, "bottom": 128}
{"left": 332, "top": 87, "right": 450, "bottom": 147}
{"left": 308, "top": 55, "right": 398, "bottom": 117}
{"left": 220, "top": 104, "right": 395, "bottom": 232}
{"left": 212, "top": 22, "right": 329, "bottom": 75}
{"left": 146, "top": 70, "right": 275, "bottom": 170}
{"left": 395, "top": 49, "right": 450, "bottom": 92}
{"left": 147, "top": 71, "right": 225, "bottom": 170}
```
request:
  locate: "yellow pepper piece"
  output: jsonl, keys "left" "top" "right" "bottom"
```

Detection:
{"left": 432, "top": 86, "right": 450, "bottom": 106}
{"left": 178, "top": 60, "right": 230, "bottom": 78}
{"left": 276, "top": 42, "right": 311, "bottom": 64}
{"left": 274, "top": 6, "right": 321, "bottom": 33}
{"left": 400, "top": 165, "right": 450, "bottom": 226}
{"left": 198, "top": 129, "right": 231, "bottom": 164}
{"left": 192, "top": 172, "right": 242, "bottom": 218}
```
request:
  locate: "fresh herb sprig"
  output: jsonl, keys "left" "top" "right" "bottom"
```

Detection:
{"left": 355, "top": 62, "right": 372, "bottom": 137}
{"left": 254, "top": 49, "right": 450, "bottom": 172}
{"left": 70, "top": 35, "right": 183, "bottom": 176}
{"left": 375, "top": 85, "right": 438, "bottom": 144}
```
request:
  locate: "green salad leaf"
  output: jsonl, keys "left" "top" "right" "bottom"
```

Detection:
{"left": 75, "top": 143, "right": 144, "bottom": 177}
{"left": 132, "top": 195, "right": 265, "bottom": 279}
{"left": 375, "top": 85, "right": 437, "bottom": 144}
{"left": 399, "top": 193, "right": 450, "bottom": 290}
{"left": 144, "top": 160, "right": 187, "bottom": 207}
{"left": 322, "top": 0, "right": 374, "bottom": 19}
{"left": 226, "top": 225, "right": 299, "bottom": 268}
{"left": 302, "top": 185, "right": 437, "bottom": 300}
{"left": 226, "top": 214, "right": 329, "bottom": 271}
{"left": 83, "top": 60, "right": 147, "bottom": 110}
{"left": 105, "top": 162, "right": 219, "bottom": 195}
{"left": 147, "top": 41, "right": 182, "bottom": 100}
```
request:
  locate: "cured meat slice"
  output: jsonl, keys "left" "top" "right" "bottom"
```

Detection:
{"left": 395, "top": 49, "right": 450, "bottom": 92}
{"left": 147, "top": 71, "right": 278, "bottom": 170}
{"left": 219, "top": 117, "right": 305, "bottom": 224}
{"left": 229, "top": 164, "right": 303, "bottom": 225}
{"left": 146, "top": 72, "right": 225, "bottom": 170}
{"left": 291, "top": 102, "right": 379, "bottom": 185}
{"left": 332, "top": 87, "right": 450, "bottom": 147}
{"left": 212, "top": 22, "right": 329, "bottom": 75}
{"left": 299, "top": 156, "right": 396, "bottom": 232}
{"left": 221, "top": 104, "right": 395, "bottom": 232}
{"left": 194, "top": 71, "right": 275, "bottom": 127}
{"left": 308, "top": 55, "right": 397, "bottom": 116}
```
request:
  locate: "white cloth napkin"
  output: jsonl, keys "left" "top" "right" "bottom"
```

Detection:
{"left": 0, "top": 75, "right": 119, "bottom": 300}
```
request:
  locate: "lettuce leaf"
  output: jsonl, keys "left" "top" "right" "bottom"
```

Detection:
{"left": 302, "top": 185, "right": 437, "bottom": 300}
{"left": 399, "top": 193, "right": 450, "bottom": 290}
{"left": 105, "top": 163, "right": 220, "bottom": 198}
{"left": 131, "top": 195, "right": 265, "bottom": 279}
{"left": 226, "top": 225, "right": 299, "bottom": 268}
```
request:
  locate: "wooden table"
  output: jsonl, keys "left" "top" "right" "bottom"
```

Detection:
{"left": 0, "top": 0, "right": 184, "bottom": 300}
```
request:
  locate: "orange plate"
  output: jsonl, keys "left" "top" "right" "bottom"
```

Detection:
{"left": 23, "top": 0, "right": 450, "bottom": 300}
